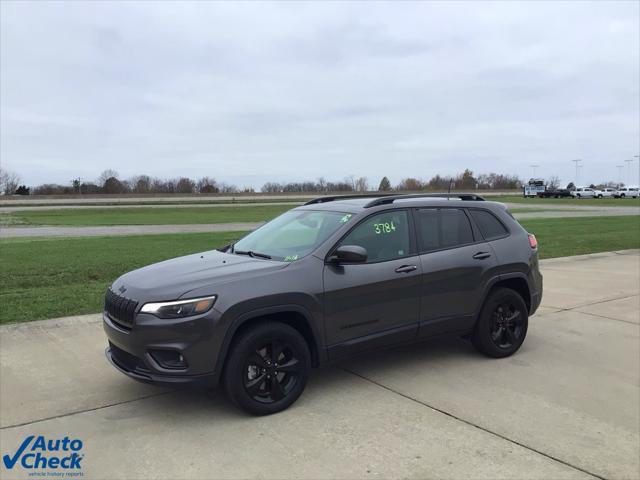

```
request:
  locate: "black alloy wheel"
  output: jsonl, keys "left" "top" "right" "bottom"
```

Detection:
{"left": 472, "top": 287, "right": 529, "bottom": 358}
{"left": 243, "top": 339, "right": 304, "bottom": 403}
{"left": 224, "top": 322, "right": 310, "bottom": 415}
{"left": 489, "top": 301, "right": 525, "bottom": 349}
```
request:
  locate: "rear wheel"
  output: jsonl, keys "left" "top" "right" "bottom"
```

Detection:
{"left": 472, "top": 288, "right": 528, "bottom": 358}
{"left": 223, "top": 322, "right": 310, "bottom": 415}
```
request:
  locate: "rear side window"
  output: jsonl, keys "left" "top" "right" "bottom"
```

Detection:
{"left": 414, "top": 208, "right": 474, "bottom": 253}
{"left": 469, "top": 209, "right": 508, "bottom": 240}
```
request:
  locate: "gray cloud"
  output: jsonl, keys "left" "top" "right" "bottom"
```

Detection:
{"left": 1, "top": 0, "right": 638, "bottom": 189}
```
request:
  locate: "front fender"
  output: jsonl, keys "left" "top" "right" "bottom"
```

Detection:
{"left": 211, "top": 301, "right": 325, "bottom": 385}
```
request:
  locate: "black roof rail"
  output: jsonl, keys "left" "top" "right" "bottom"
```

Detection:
{"left": 304, "top": 194, "right": 396, "bottom": 205}
{"left": 363, "top": 193, "right": 486, "bottom": 208}
{"left": 303, "top": 192, "right": 486, "bottom": 207}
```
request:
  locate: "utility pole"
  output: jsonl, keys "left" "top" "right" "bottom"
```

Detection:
{"left": 570, "top": 159, "right": 582, "bottom": 185}
{"left": 624, "top": 158, "right": 635, "bottom": 185}
{"left": 530, "top": 164, "right": 540, "bottom": 178}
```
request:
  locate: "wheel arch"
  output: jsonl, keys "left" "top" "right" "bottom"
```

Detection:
{"left": 214, "top": 305, "right": 324, "bottom": 384}
{"left": 480, "top": 274, "right": 532, "bottom": 316}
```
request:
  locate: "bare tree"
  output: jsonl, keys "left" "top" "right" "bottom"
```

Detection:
{"left": 175, "top": 177, "right": 196, "bottom": 194}
{"left": 547, "top": 175, "right": 561, "bottom": 190}
{"left": 197, "top": 177, "right": 219, "bottom": 194}
{"left": 0, "top": 168, "right": 21, "bottom": 195}
{"left": 98, "top": 169, "right": 119, "bottom": 187}
{"left": 103, "top": 177, "right": 127, "bottom": 194}
{"left": 396, "top": 177, "right": 424, "bottom": 191}
{"left": 316, "top": 177, "right": 327, "bottom": 192}
{"left": 261, "top": 182, "right": 282, "bottom": 193}
{"left": 130, "top": 175, "right": 152, "bottom": 193}
{"left": 354, "top": 176, "right": 368, "bottom": 192}
{"left": 219, "top": 182, "right": 238, "bottom": 193}
{"left": 344, "top": 175, "right": 357, "bottom": 191}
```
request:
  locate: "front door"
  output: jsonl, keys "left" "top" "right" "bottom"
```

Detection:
{"left": 323, "top": 210, "right": 421, "bottom": 359}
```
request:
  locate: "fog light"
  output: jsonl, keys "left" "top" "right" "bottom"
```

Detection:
{"left": 149, "top": 350, "right": 188, "bottom": 369}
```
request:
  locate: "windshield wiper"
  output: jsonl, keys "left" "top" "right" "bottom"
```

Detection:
{"left": 234, "top": 249, "right": 272, "bottom": 260}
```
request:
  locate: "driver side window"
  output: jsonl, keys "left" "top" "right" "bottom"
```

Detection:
{"left": 339, "top": 211, "right": 411, "bottom": 263}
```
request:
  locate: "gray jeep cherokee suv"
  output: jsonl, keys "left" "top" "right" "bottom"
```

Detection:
{"left": 104, "top": 193, "right": 542, "bottom": 415}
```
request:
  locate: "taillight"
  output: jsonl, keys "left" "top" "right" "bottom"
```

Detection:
{"left": 528, "top": 233, "right": 538, "bottom": 249}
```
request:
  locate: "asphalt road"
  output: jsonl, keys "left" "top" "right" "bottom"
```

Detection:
{"left": 1, "top": 250, "right": 638, "bottom": 479}
{"left": 0, "top": 223, "right": 263, "bottom": 238}
{"left": 1, "top": 203, "right": 639, "bottom": 238}
{"left": 0, "top": 192, "right": 521, "bottom": 208}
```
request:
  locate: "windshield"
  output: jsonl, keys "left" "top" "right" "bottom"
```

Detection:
{"left": 232, "top": 210, "right": 353, "bottom": 262}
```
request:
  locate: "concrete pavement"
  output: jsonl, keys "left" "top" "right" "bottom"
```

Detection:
{"left": 1, "top": 251, "right": 638, "bottom": 479}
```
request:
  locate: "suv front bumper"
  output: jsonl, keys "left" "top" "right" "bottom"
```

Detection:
{"left": 103, "top": 311, "right": 222, "bottom": 388}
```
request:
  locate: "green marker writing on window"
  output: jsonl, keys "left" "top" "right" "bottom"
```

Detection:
{"left": 373, "top": 221, "right": 397, "bottom": 235}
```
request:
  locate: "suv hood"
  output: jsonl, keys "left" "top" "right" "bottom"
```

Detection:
{"left": 112, "top": 250, "right": 287, "bottom": 301}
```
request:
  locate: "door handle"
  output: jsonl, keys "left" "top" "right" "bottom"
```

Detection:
{"left": 473, "top": 252, "right": 491, "bottom": 260}
{"left": 395, "top": 265, "right": 417, "bottom": 273}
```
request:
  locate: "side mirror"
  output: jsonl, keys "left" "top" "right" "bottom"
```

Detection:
{"left": 328, "top": 245, "right": 367, "bottom": 264}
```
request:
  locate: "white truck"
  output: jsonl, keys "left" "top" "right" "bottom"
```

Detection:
{"left": 595, "top": 187, "right": 616, "bottom": 198}
{"left": 571, "top": 187, "right": 596, "bottom": 198}
{"left": 614, "top": 186, "right": 639, "bottom": 198}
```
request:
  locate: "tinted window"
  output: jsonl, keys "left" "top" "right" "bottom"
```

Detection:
{"left": 339, "top": 210, "right": 410, "bottom": 263}
{"left": 415, "top": 208, "right": 474, "bottom": 253}
{"left": 470, "top": 209, "right": 508, "bottom": 240}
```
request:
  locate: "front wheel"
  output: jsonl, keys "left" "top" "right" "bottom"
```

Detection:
{"left": 472, "top": 288, "right": 528, "bottom": 358}
{"left": 223, "top": 322, "right": 310, "bottom": 415}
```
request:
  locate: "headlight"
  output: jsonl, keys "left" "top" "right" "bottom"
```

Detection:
{"left": 140, "top": 295, "right": 217, "bottom": 319}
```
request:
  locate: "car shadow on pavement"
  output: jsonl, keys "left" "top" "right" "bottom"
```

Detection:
{"left": 111, "top": 333, "right": 526, "bottom": 420}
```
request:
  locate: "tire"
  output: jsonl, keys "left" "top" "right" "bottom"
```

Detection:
{"left": 597, "top": 195, "right": 602, "bottom": 199}
{"left": 223, "top": 322, "right": 310, "bottom": 415}
{"left": 472, "top": 288, "right": 528, "bottom": 358}
{"left": 576, "top": 194, "right": 581, "bottom": 198}
{"left": 621, "top": 193, "right": 626, "bottom": 198}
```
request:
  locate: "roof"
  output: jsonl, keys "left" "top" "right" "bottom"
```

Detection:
{"left": 296, "top": 193, "right": 506, "bottom": 213}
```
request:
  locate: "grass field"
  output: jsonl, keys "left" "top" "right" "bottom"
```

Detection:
{"left": 521, "top": 216, "right": 640, "bottom": 258}
{"left": 0, "top": 231, "right": 247, "bottom": 323}
{"left": 485, "top": 195, "right": 640, "bottom": 207}
{"left": 0, "top": 204, "right": 293, "bottom": 226}
{"left": 1, "top": 216, "right": 638, "bottom": 324}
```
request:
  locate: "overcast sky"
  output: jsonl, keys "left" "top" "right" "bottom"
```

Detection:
{"left": 1, "top": 0, "right": 639, "bottom": 189}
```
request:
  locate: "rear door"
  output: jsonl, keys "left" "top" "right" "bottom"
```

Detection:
{"left": 323, "top": 209, "right": 421, "bottom": 358}
{"left": 415, "top": 208, "right": 498, "bottom": 337}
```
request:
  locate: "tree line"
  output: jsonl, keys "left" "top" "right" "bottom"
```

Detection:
{"left": 0, "top": 168, "right": 526, "bottom": 196}
{"left": 4, "top": 167, "right": 624, "bottom": 196}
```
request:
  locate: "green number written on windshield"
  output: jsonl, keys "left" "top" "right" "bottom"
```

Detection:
{"left": 373, "top": 222, "right": 397, "bottom": 235}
